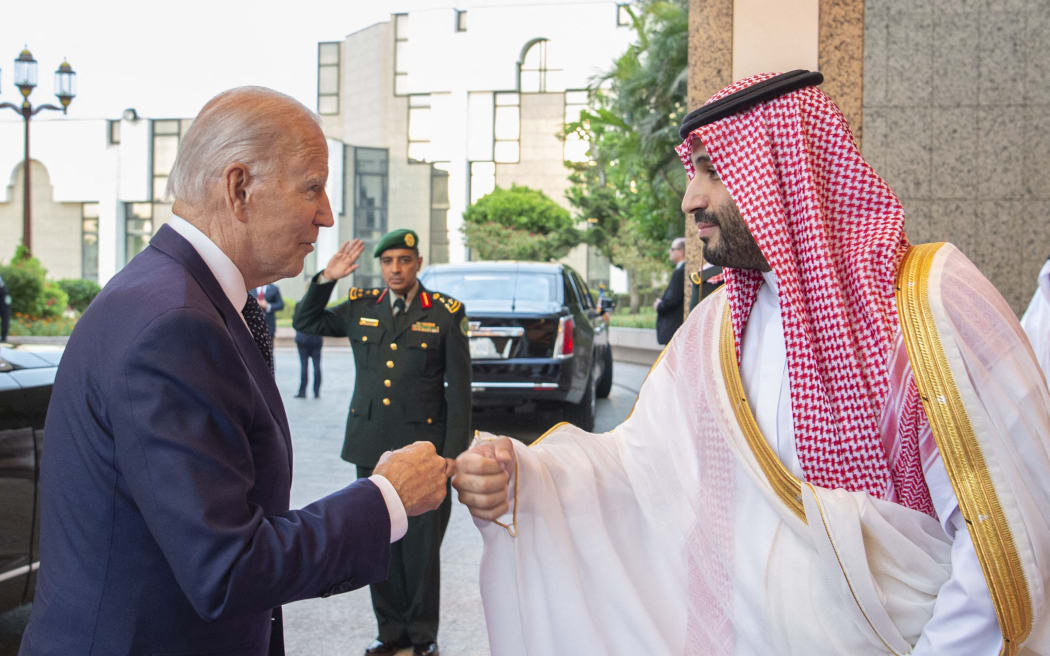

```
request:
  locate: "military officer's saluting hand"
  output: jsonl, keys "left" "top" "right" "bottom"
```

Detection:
{"left": 322, "top": 238, "right": 366, "bottom": 282}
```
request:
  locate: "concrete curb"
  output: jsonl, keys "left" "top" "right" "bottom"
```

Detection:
{"left": 608, "top": 326, "right": 662, "bottom": 366}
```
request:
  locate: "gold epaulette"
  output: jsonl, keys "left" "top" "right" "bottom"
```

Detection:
{"left": 431, "top": 291, "right": 462, "bottom": 314}
{"left": 690, "top": 271, "right": 702, "bottom": 285}
{"left": 348, "top": 287, "right": 381, "bottom": 302}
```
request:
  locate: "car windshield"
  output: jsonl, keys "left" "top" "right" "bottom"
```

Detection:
{"left": 423, "top": 271, "right": 561, "bottom": 305}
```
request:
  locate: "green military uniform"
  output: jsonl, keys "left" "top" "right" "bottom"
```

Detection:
{"left": 292, "top": 230, "right": 471, "bottom": 650}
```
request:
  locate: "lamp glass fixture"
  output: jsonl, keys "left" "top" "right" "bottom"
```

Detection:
{"left": 54, "top": 60, "right": 76, "bottom": 107}
{"left": 14, "top": 49, "right": 38, "bottom": 94}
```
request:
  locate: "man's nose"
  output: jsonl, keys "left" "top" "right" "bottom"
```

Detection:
{"left": 681, "top": 178, "right": 707, "bottom": 214}
{"left": 317, "top": 194, "right": 335, "bottom": 227}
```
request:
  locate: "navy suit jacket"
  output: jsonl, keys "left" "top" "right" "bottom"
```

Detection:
{"left": 655, "top": 262, "right": 685, "bottom": 344}
{"left": 20, "top": 225, "right": 391, "bottom": 656}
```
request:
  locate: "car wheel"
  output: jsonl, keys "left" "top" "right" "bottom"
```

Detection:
{"left": 565, "top": 366, "right": 597, "bottom": 431}
{"left": 595, "top": 347, "right": 613, "bottom": 399}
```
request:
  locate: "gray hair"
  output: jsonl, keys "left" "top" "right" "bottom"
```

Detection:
{"left": 166, "top": 86, "right": 320, "bottom": 205}
{"left": 671, "top": 237, "right": 686, "bottom": 251}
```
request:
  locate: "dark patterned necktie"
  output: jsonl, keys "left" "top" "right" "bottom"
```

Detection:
{"left": 242, "top": 293, "right": 274, "bottom": 375}
{"left": 393, "top": 297, "right": 406, "bottom": 331}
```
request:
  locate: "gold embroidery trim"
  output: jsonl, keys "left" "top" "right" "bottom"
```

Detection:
{"left": 718, "top": 307, "right": 806, "bottom": 523}
{"left": 896, "top": 243, "right": 1031, "bottom": 655}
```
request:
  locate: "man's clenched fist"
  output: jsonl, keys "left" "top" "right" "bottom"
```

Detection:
{"left": 452, "top": 436, "right": 515, "bottom": 521}
{"left": 374, "top": 441, "right": 454, "bottom": 516}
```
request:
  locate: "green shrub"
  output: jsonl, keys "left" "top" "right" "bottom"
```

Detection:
{"left": 58, "top": 278, "right": 102, "bottom": 313}
{"left": 39, "top": 282, "right": 69, "bottom": 319}
{"left": 0, "top": 265, "right": 44, "bottom": 316}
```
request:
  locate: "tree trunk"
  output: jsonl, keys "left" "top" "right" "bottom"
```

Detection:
{"left": 627, "top": 267, "right": 641, "bottom": 314}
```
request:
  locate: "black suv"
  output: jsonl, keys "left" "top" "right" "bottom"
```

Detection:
{"left": 0, "top": 343, "right": 61, "bottom": 614}
{"left": 419, "top": 262, "right": 612, "bottom": 430}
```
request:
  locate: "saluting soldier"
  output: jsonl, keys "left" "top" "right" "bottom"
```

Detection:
{"left": 293, "top": 229, "right": 471, "bottom": 656}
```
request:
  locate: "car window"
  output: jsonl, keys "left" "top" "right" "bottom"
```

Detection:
{"left": 573, "top": 272, "right": 595, "bottom": 309}
{"left": 562, "top": 273, "right": 581, "bottom": 307}
{"left": 423, "top": 271, "right": 561, "bottom": 304}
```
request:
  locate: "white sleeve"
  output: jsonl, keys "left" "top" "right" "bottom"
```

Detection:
{"left": 912, "top": 456, "right": 1001, "bottom": 655}
{"left": 368, "top": 474, "right": 408, "bottom": 543}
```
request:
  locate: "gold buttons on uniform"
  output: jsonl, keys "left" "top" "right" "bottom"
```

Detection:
{"left": 362, "top": 336, "right": 368, "bottom": 342}
{"left": 421, "top": 342, "right": 428, "bottom": 349}
{"left": 426, "top": 418, "right": 433, "bottom": 424}
{"left": 384, "top": 379, "right": 392, "bottom": 388}
{"left": 382, "top": 398, "right": 391, "bottom": 406}
{"left": 390, "top": 343, "right": 398, "bottom": 351}
{"left": 386, "top": 360, "right": 394, "bottom": 368}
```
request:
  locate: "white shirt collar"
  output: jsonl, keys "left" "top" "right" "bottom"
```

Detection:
{"left": 167, "top": 215, "right": 248, "bottom": 318}
{"left": 760, "top": 269, "right": 779, "bottom": 300}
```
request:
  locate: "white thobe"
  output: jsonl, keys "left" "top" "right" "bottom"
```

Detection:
{"left": 738, "top": 271, "right": 999, "bottom": 655}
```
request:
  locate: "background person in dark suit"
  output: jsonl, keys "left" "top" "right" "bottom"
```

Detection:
{"left": 18, "top": 87, "right": 451, "bottom": 656}
{"left": 253, "top": 283, "right": 284, "bottom": 337}
{"left": 294, "top": 329, "right": 323, "bottom": 398}
{"left": 294, "top": 229, "right": 471, "bottom": 656}
{"left": 653, "top": 237, "right": 686, "bottom": 344}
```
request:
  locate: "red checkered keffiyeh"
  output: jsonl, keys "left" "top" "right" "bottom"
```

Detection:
{"left": 676, "top": 74, "right": 933, "bottom": 513}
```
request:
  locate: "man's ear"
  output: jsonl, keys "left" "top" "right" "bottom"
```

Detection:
{"left": 223, "top": 162, "right": 251, "bottom": 223}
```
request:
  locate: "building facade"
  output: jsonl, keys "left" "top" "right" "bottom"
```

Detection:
{"left": 316, "top": 2, "right": 635, "bottom": 291}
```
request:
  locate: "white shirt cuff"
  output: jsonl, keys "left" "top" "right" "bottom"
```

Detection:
{"left": 369, "top": 474, "right": 408, "bottom": 542}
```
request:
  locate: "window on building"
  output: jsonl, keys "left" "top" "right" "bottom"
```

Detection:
{"left": 518, "top": 38, "right": 563, "bottom": 93}
{"left": 469, "top": 161, "right": 496, "bottom": 205}
{"left": 152, "top": 119, "right": 181, "bottom": 201}
{"left": 125, "top": 202, "right": 153, "bottom": 265}
{"left": 408, "top": 94, "right": 432, "bottom": 163}
{"left": 564, "top": 89, "right": 590, "bottom": 162}
{"left": 354, "top": 147, "right": 389, "bottom": 288}
{"left": 617, "top": 3, "right": 632, "bottom": 26}
{"left": 82, "top": 202, "right": 99, "bottom": 281}
{"left": 455, "top": 9, "right": 467, "bottom": 32}
{"left": 430, "top": 162, "right": 450, "bottom": 264}
{"left": 493, "top": 92, "right": 520, "bottom": 163}
{"left": 394, "top": 13, "right": 409, "bottom": 95}
{"left": 107, "top": 120, "right": 120, "bottom": 145}
{"left": 318, "top": 41, "right": 341, "bottom": 115}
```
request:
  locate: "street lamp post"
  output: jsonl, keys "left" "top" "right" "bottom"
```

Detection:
{"left": 0, "top": 47, "right": 76, "bottom": 257}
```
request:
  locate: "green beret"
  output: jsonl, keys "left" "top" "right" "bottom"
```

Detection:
{"left": 373, "top": 229, "right": 420, "bottom": 257}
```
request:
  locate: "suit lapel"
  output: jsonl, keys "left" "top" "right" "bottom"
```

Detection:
{"left": 149, "top": 225, "right": 292, "bottom": 452}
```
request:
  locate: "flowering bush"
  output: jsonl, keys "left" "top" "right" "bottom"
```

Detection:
{"left": 10, "top": 312, "right": 77, "bottom": 337}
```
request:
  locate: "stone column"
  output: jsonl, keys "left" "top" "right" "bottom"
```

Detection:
{"left": 684, "top": 0, "right": 734, "bottom": 316}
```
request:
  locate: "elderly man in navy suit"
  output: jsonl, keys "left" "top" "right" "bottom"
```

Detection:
{"left": 18, "top": 87, "right": 452, "bottom": 656}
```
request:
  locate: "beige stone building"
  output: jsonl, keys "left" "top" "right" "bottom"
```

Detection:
{"left": 315, "top": 3, "right": 635, "bottom": 294}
